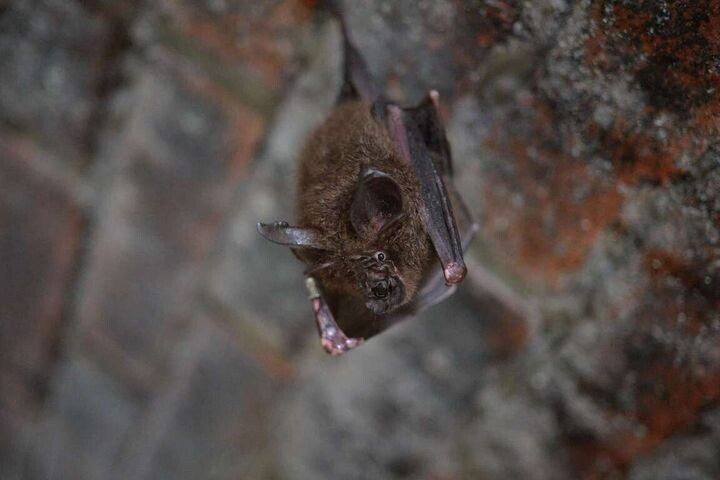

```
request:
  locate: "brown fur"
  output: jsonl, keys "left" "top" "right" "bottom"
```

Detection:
{"left": 295, "top": 101, "right": 435, "bottom": 304}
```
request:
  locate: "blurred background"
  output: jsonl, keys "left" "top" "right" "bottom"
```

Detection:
{"left": 1, "top": 0, "right": 720, "bottom": 479}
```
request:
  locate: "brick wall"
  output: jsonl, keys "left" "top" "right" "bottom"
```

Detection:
{"left": 1, "top": 1, "right": 719, "bottom": 479}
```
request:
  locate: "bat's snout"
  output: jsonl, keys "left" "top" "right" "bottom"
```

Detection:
{"left": 364, "top": 275, "right": 405, "bottom": 315}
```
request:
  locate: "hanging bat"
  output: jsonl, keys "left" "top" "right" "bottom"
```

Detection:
{"left": 257, "top": 8, "right": 477, "bottom": 355}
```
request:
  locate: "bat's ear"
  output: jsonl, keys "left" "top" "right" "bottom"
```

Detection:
{"left": 257, "top": 222, "right": 330, "bottom": 250}
{"left": 350, "top": 169, "right": 403, "bottom": 238}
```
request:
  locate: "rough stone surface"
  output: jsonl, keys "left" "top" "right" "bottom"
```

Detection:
{"left": 0, "top": 0, "right": 136, "bottom": 168}
{"left": 1, "top": 0, "right": 719, "bottom": 479}
{"left": 0, "top": 136, "right": 85, "bottom": 478}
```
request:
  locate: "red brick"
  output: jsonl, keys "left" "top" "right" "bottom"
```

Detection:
{"left": 151, "top": 0, "right": 313, "bottom": 110}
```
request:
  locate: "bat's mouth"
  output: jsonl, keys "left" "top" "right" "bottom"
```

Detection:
{"left": 364, "top": 276, "right": 404, "bottom": 314}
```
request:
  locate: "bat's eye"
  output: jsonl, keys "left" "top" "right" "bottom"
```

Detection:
{"left": 372, "top": 280, "right": 389, "bottom": 299}
{"left": 374, "top": 251, "right": 386, "bottom": 263}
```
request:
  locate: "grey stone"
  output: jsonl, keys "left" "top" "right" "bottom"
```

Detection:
{"left": 26, "top": 356, "right": 139, "bottom": 480}
{"left": 0, "top": 0, "right": 113, "bottom": 166}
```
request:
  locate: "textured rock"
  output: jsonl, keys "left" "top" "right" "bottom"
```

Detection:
{"left": 0, "top": 135, "right": 84, "bottom": 480}
{"left": 0, "top": 142, "right": 84, "bottom": 395}
{"left": 72, "top": 70, "right": 263, "bottom": 379}
{"left": 628, "top": 408, "right": 720, "bottom": 480}
{"left": 202, "top": 20, "right": 341, "bottom": 353}
{"left": 277, "top": 297, "right": 492, "bottom": 480}
{"left": 1, "top": 0, "right": 720, "bottom": 479}
{"left": 0, "top": 0, "right": 135, "bottom": 167}
{"left": 26, "top": 355, "right": 140, "bottom": 480}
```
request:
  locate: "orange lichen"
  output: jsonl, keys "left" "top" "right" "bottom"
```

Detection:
{"left": 482, "top": 99, "right": 624, "bottom": 287}
{"left": 569, "top": 249, "right": 720, "bottom": 477}
{"left": 613, "top": 2, "right": 720, "bottom": 113}
{"left": 584, "top": 0, "right": 720, "bottom": 184}
{"left": 598, "top": 119, "right": 688, "bottom": 185}
{"left": 450, "top": 0, "right": 518, "bottom": 89}
{"left": 163, "top": 0, "right": 313, "bottom": 90}
{"left": 571, "top": 367, "right": 720, "bottom": 479}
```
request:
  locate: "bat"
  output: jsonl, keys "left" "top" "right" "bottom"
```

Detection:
{"left": 257, "top": 7, "right": 477, "bottom": 355}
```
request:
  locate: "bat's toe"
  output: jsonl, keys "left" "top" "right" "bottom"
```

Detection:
{"left": 320, "top": 328, "right": 364, "bottom": 356}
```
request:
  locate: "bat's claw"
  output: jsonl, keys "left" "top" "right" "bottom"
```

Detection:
{"left": 319, "top": 326, "right": 363, "bottom": 356}
{"left": 443, "top": 261, "right": 467, "bottom": 284}
{"left": 428, "top": 89, "right": 440, "bottom": 108}
{"left": 306, "top": 276, "right": 364, "bottom": 356}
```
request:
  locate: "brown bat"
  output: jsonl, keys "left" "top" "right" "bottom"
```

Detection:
{"left": 257, "top": 9, "right": 477, "bottom": 355}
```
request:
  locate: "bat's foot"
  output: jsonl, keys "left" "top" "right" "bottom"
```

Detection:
{"left": 319, "top": 326, "right": 363, "bottom": 356}
{"left": 306, "top": 276, "right": 364, "bottom": 356}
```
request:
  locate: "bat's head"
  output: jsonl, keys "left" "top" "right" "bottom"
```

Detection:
{"left": 348, "top": 168, "right": 411, "bottom": 314}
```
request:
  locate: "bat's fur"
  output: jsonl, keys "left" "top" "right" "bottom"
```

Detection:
{"left": 295, "top": 101, "right": 435, "bottom": 307}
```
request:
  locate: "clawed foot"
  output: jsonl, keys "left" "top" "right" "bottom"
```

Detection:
{"left": 319, "top": 325, "right": 363, "bottom": 356}
{"left": 306, "top": 276, "right": 363, "bottom": 356}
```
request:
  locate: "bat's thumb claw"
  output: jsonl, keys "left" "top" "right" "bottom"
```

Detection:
{"left": 429, "top": 89, "right": 440, "bottom": 108}
{"left": 444, "top": 262, "right": 467, "bottom": 284}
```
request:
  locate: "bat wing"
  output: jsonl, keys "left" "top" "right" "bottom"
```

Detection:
{"left": 385, "top": 95, "right": 468, "bottom": 285}
{"left": 402, "top": 91, "right": 453, "bottom": 176}
{"left": 407, "top": 183, "right": 478, "bottom": 311}
{"left": 398, "top": 92, "right": 478, "bottom": 310}
{"left": 355, "top": 94, "right": 478, "bottom": 339}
